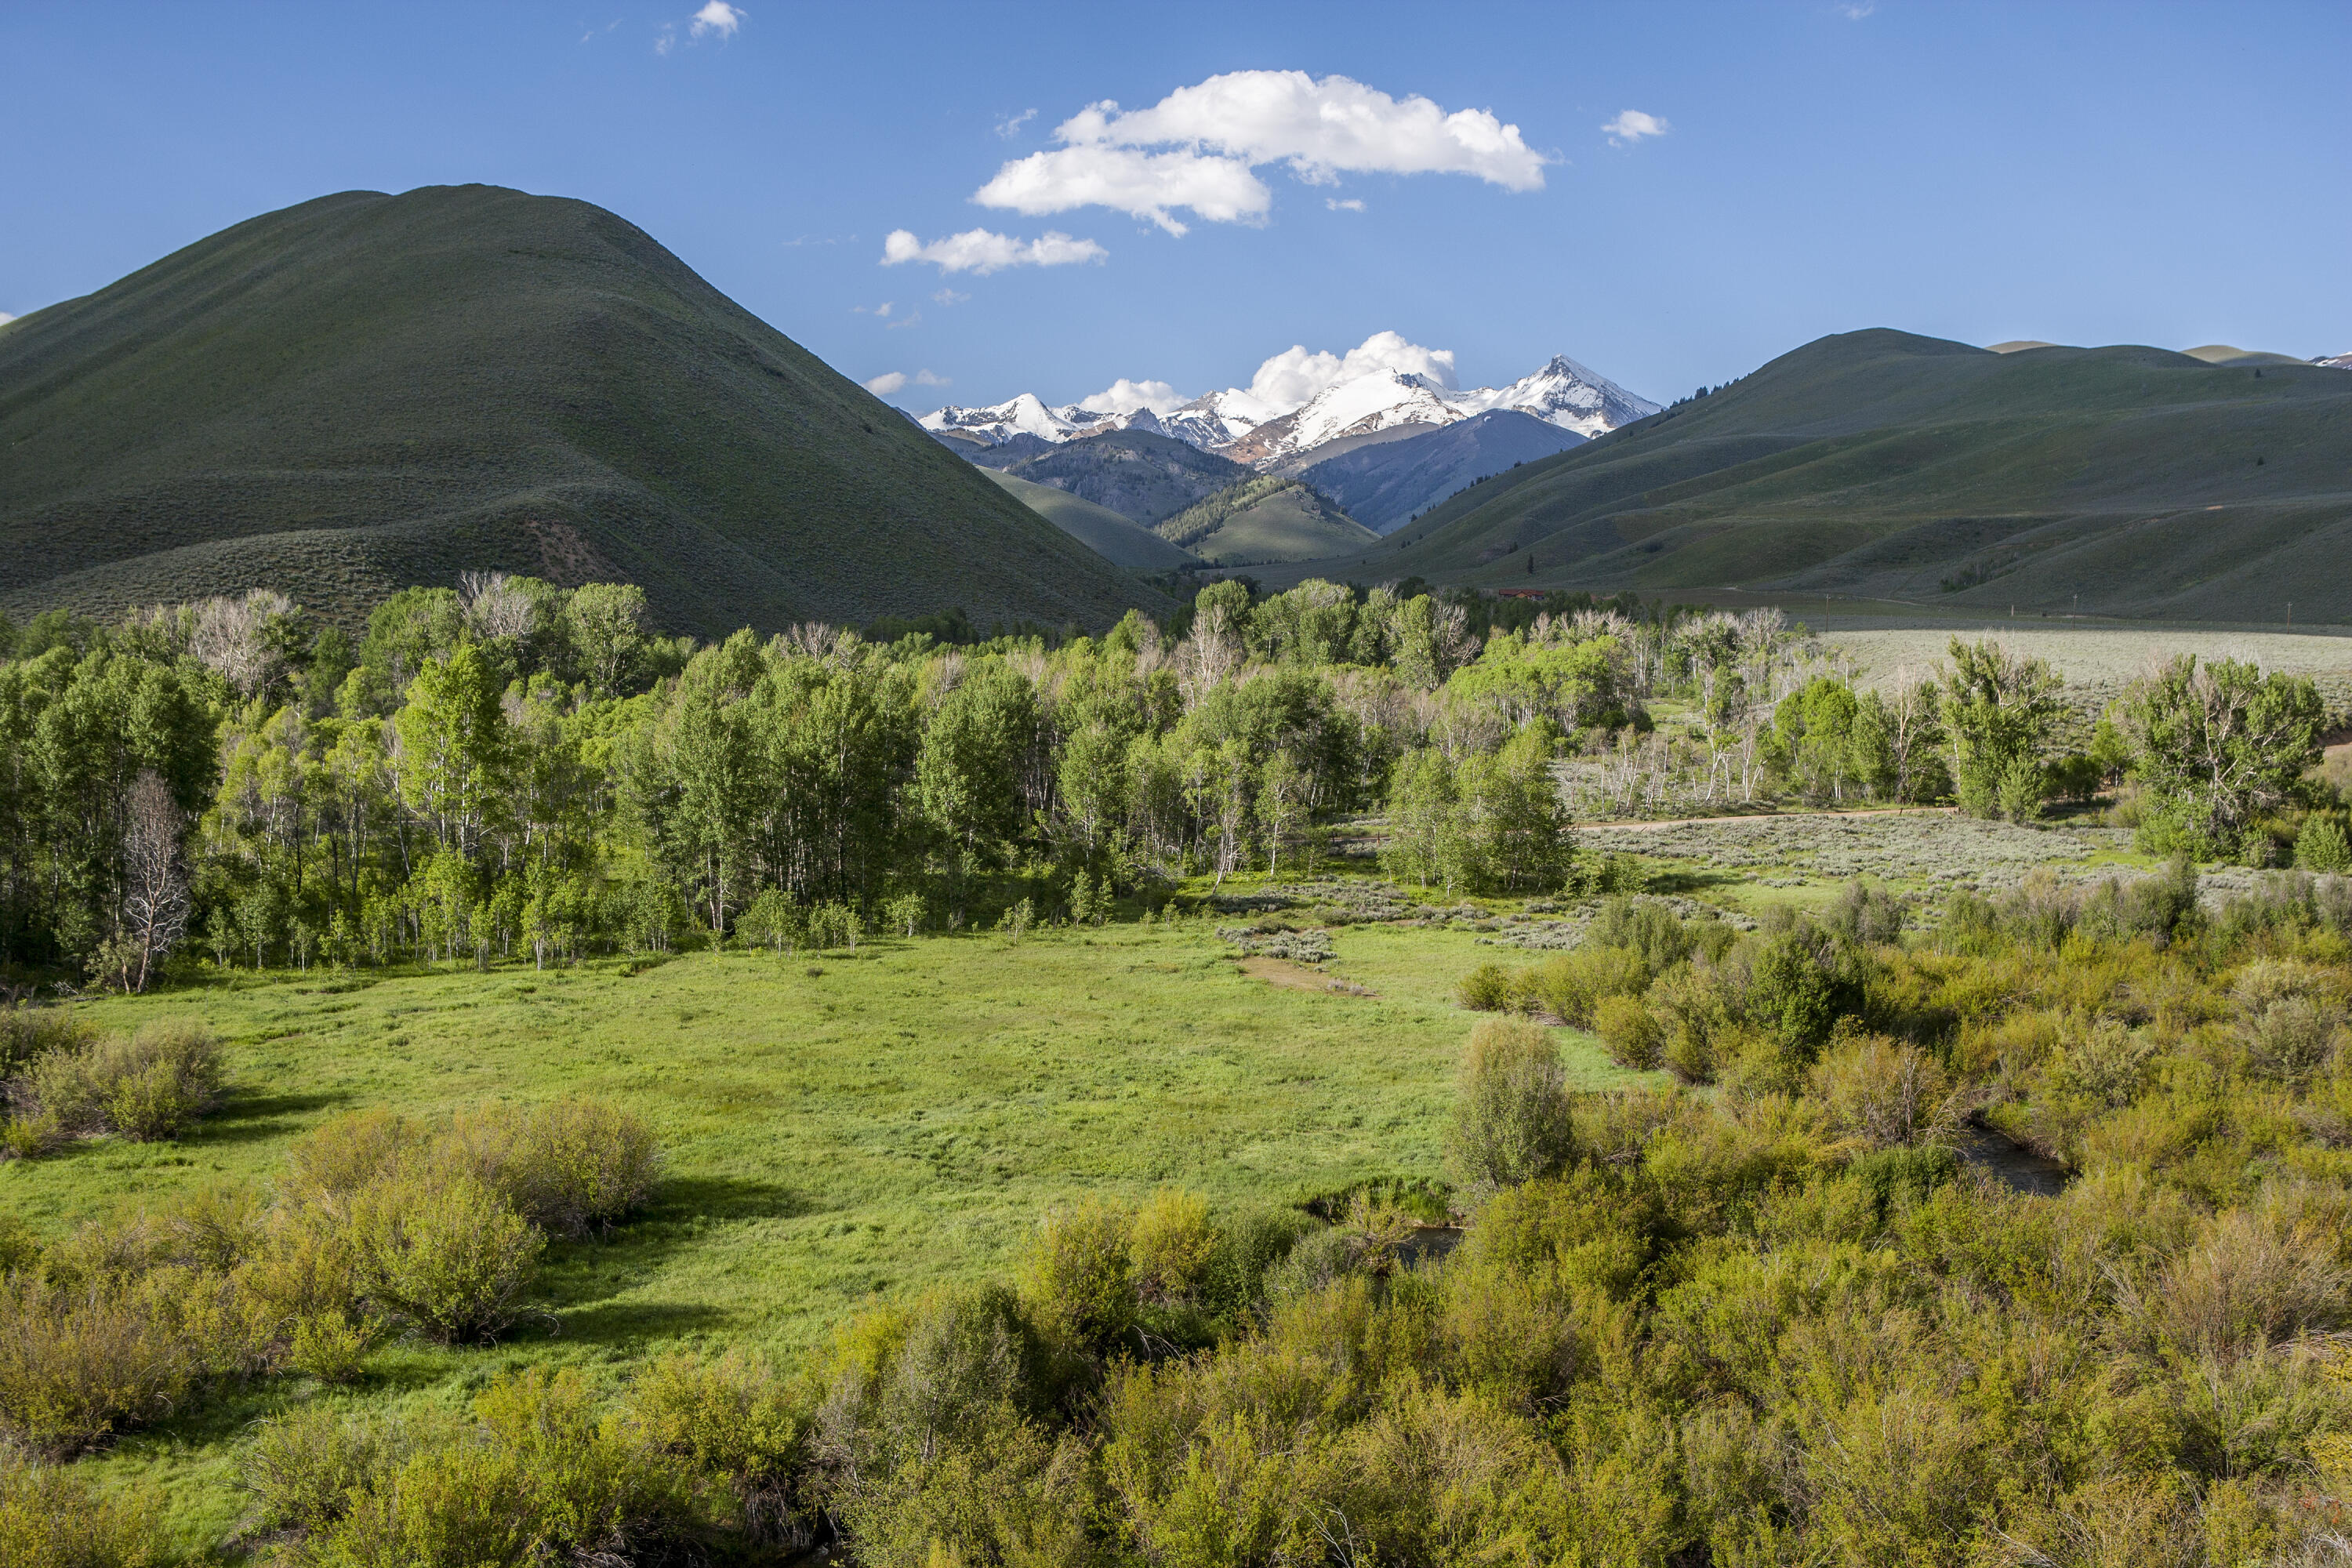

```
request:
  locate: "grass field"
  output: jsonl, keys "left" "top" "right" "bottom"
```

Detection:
{"left": 6, "top": 910, "right": 1642, "bottom": 1548}
{"left": 1815, "top": 625, "right": 2352, "bottom": 688}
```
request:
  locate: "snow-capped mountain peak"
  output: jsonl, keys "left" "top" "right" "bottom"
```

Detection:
{"left": 916, "top": 336, "right": 1661, "bottom": 467}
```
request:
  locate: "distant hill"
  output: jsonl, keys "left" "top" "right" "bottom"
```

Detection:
{"left": 988, "top": 429, "right": 1248, "bottom": 526}
{"left": 1294, "top": 328, "right": 2352, "bottom": 621}
{"left": 980, "top": 469, "right": 1201, "bottom": 571}
{"left": 1155, "top": 477, "right": 1380, "bottom": 565}
{"left": 1300, "top": 409, "right": 1586, "bottom": 533}
{"left": 0, "top": 184, "right": 1163, "bottom": 636}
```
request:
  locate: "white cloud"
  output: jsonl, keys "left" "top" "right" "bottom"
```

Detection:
{"left": 971, "top": 71, "right": 1545, "bottom": 234}
{"left": 1838, "top": 2, "right": 1876, "bottom": 17}
{"left": 854, "top": 301, "right": 894, "bottom": 317}
{"left": 1326, "top": 198, "right": 1365, "bottom": 212}
{"left": 690, "top": 2, "right": 743, "bottom": 38}
{"left": 881, "top": 227, "right": 1107, "bottom": 274}
{"left": 996, "top": 108, "right": 1036, "bottom": 139}
{"left": 864, "top": 368, "right": 949, "bottom": 397}
{"left": 886, "top": 310, "right": 923, "bottom": 330}
{"left": 1237, "top": 331, "right": 1457, "bottom": 418}
{"left": 1079, "top": 379, "right": 1185, "bottom": 417}
{"left": 655, "top": 27, "right": 674, "bottom": 53}
{"left": 1602, "top": 110, "right": 1669, "bottom": 147}
{"left": 974, "top": 146, "right": 1267, "bottom": 236}
{"left": 0, "top": 313, "right": 13, "bottom": 326}
{"left": 932, "top": 288, "right": 970, "bottom": 306}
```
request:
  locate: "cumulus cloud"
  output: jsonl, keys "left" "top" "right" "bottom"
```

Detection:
{"left": 996, "top": 108, "right": 1036, "bottom": 139}
{"left": 974, "top": 146, "right": 1267, "bottom": 236}
{"left": 1079, "top": 379, "right": 1185, "bottom": 417}
{"left": 0, "top": 313, "right": 14, "bottom": 327}
{"left": 971, "top": 70, "right": 1546, "bottom": 234}
{"left": 931, "top": 288, "right": 970, "bottom": 306}
{"left": 881, "top": 227, "right": 1107, "bottom": 274}
{"left": 1237, "top": 330, "right": 1457, "bottom": 417}
{"left": 854, "top": 301, "right": 895, "bottom": 317}
{"left": 1602, "top": 110, "right": 1669, "bottom": 147}
{"left": 690, "top": 1, "right": 743, "bottom": 38}
{"left": 1326, "top": 198, "right": 1365, "bottom": 212}
{"left": 864, "top": 368, "right": 949, "bottom": 397}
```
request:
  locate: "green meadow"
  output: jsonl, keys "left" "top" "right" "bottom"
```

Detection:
{"left": 5, "top": 912, "right": 1637, "bottom": 1544}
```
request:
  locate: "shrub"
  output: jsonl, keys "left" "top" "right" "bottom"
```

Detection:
{"left": 0, "top": 1458, "right": 163, "bottom": 1567}
{"left": 629, "top": 1349, "right": 811, "bottom": 1542}
{"left": 282, "top": 1107, "right": 423, "bottom": 1200}
{"left": 1593, "top": 993, "right": 1663, "bottom": 1070}
{"left": 21, "top": 1021, "right": 221, "bottom": 1141}
{"left": 0, "top": 1006, "right": 96, "bottom": 1078}
{"left": 1525, "top": 945, "right": 1648, "bottom": 1027}
{"left": 1826, "top": 880, "right": 1909, "bottom": 946}
{"left": 2297, "top": 814, "right": 2352, "bottom": 873}
{"left": 1015, "top": 1200, "right": 1134, "bottom": 1351}
{"left": 243, "top": 1404, "right": 397, "bottom": 1535}
{"left": 2135, "top": 1208, "right": 2352, "bottom": 1359}
{"left": 284, "top": 1370, "right": 702, "bottom": 1567}
{"left": 1746, "top": 930, "right": 1841, "bottom": 1058}
{"left": 0, "top": 1274, "right": 193, "bottom": 1457}
{"left": 1456, "top": 962, "right": 1515, "bottom": 1012}
{"left": 346, "top": 1172, "right": 543, "bottom": 1344}
{"left": 1445, "top": 1018, "right": 1576, "bottom": 1194}
{"left": 448, "top": 1098, "right": 662, "bottom": 1237}
{"left": 1128, "top": 1189, "right": 1218, "bottom": 1305}
{"left": 1811, "top": 1036, "right": 1957, "bottom": 1150}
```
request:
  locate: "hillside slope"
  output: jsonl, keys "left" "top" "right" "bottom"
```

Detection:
{"left": 981, "top": 469, "right": 1201, "bottom": 571}
{"left": 1156, "top": 477, "right": 1379, "bottom": 565}
{"left": 1300, "top": 409, "right": 1586, "bottom": 533}
{"left": 1311, "top": 330, "right": 2352, "bottom": 620}
{"left": 0, "top": 184, "right": 1161, "bottom": 635}
{"left": 992, "top": 429, "right": 1248, "bottom": 525}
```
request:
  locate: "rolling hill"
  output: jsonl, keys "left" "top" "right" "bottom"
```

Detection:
{"left": 0, "top": 184, "right": 1163, "bottom": 636}
{"left": 1293, "top": 329, "right": 2352, "bottom": 621}
{"left": 1299, "top": 409, "right": 1586, "bottom": 533}
{"left": 1155, "top": 477, "right": 1380, "bottom": 565}
{"left": 979, "top": 469, "right": 1201, "bottom": 571}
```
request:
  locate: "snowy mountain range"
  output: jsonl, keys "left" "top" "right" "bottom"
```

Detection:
{"left": 918, "top": 337, "right": 1660, "bottom": 471}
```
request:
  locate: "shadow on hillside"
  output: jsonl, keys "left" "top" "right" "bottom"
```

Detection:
{"left": 192, "top": 1087, "right": 354, "bottom": 1146}
{"left": 542, "top": 1298, "right": 736, "bottom": 1348}
{"left": 1643, "top": 866, "right": 1746, "bottom": 895}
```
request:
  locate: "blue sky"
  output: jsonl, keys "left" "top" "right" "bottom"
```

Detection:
{"left": 4, "top": 2, "right": 2347, "bottom": 414}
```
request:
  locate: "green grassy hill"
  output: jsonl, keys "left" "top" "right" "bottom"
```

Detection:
{"left": 1156, "top": 476, "right": 1380, "bottom": 565}
{"left": 1303, "top": 329, "right": 2352, "bottom": 620}
{"left": 981, "top": 468, "right": 1201, "bottom": 571}
{"left": 0, "top": 185, "right": 1163, "bottom": 636}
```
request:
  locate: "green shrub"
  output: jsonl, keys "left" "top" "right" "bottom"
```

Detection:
{"left": 1128, "top": 1188, "right": 1218, "bottom": 1305}
{"left": 629, "top": 1349, "right": 811, "bottom": 1542}
{"left": 0, "top": 1457, "right": 163, "bottom": 1566}
{"left": 283, "top": 1107, "right": 424, "bottom": 1200}
{"left": 448, "top": 1098, "right": 662, "bottom": 1237}
{"left": 1455, "top": 962, "right": 1515, "bottom": 1012}
{"left": 1015, "top": 1199, "right": 1134, "bottom": 1351}
{"left": 346, "top": 1173, "right": 543, "bottom": 1344}
{"left": 1826, "top": 879, "right": 1909, "bottom": 946}
{"left": 21, "top": 1020, "right": 221, "bottom": 1141}
{"left": 1593, "top": 993, "right": 1663, "bottom": 1070}
{"left": 2296, "top": 815, "right": 2352, "bottom": 873}
{"left": 0, "top": 1274, "right": 194, "bottom": 1457}
{"left": 243, "top": 1404, "right": 397, "bottom": 1534}
{"left": 1526, "top": 945, "right": 1648, "bottom": 1027}
{"left": 1445, "top": 1018, "right": 1576, "bottom": 1194}
{"left": 1810, "top": 1036, "right": 1957, "bottom": 1150}
{"left": 0, "top": 1006, "right": 96, "bottom": 1079}
{"left": 282, "top": 1370, "right": 702, "bottom": 1567}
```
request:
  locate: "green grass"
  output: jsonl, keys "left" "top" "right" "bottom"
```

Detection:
{"left": 0, "top": 183, "right": 1163, "bottom": 637}
{"left": 1157, "top": 476, "right": 1380, "bottom": 564}
{"left": 8, "top": 914, "right": 1635, "bottom": 1548}
{"left": 981, "top": 469, "right": 1202, "bottom": 571}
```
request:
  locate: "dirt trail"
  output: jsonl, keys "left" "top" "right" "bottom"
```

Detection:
{"left": 1240, "top": 957, "right": 1377, "bottom": 997}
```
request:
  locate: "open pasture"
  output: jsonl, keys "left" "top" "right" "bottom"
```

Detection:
{"left": 3, "top": 916, "right": 1636, "bottom": 1544}
{"left": 1817, "top": 624, "right": 2352, "bottom": 693}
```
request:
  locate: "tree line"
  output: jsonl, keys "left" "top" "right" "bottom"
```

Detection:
{"left": 0, "top": 575, "right": 2332, "bottom": 987}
